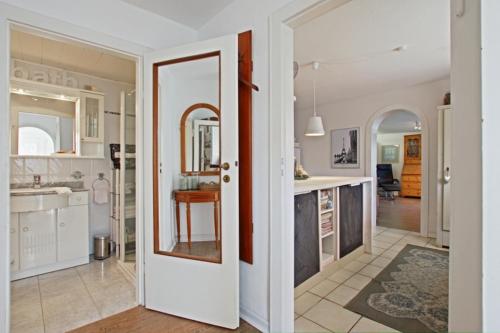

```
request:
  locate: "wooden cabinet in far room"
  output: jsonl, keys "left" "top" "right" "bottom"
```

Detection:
{"left": 401, "top": 134, "right": 422, "bottom": 198}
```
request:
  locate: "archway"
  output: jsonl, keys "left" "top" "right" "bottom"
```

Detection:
{"left": 365, "top": 104, "right": 429, "bottom": 237}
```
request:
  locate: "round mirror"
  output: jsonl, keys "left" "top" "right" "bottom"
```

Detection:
{"left": 181, "top": 103, "right": 220, "bottom": 175}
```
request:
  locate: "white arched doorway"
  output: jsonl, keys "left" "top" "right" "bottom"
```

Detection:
{"left": 365, "top": 104, "right": 429, "bottom": 237}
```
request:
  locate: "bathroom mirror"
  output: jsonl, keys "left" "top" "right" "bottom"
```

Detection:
{"left": 181, "top": 103, "right": 220, "bottom": 175}
{"left": 10, "top": 92, "right": 77, "bottom": 156}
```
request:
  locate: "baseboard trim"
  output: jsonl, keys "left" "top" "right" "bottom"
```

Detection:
{"left": 240, "top": 306, "right": 269, "bottom": 333}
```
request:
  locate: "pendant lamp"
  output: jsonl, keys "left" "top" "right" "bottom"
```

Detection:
{"left": 305, "top": 62, "right": 325, "bottom": 136}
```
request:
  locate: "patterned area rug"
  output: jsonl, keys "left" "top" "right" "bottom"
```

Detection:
{"left": 345, "top": 245, "right": 449, "bottom": 333}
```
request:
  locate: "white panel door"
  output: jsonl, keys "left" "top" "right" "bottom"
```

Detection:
{"left": 144, "top": 35, "right": 239, "bottom": 328}
{"left": 19, "top": 210, "right": 57, "bottom": 270}
{"left": 57, "top": 205, "right": 89, "bottom": 261}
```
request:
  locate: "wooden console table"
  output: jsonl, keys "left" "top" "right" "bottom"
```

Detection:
{"left": 173, "top": 190, "right": 220, "bottom": 249}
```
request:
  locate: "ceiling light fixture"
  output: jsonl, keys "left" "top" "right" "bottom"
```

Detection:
{"left": 414, "top": 121, "right": 422, "bottom": 131}
{"left": 305, "top": 61, "right": 325, "bottom": 137}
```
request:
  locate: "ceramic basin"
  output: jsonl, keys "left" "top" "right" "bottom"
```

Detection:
{"left": 10, "top": 188, "right": 71, "bottom": 213}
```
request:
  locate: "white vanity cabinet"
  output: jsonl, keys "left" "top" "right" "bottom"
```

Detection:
{"left": 10, "top": 213, "right": 19, "bottom": 273}
{"left": 10, "top": 191, "right": 90, "bottom": 280}
{"left": 80, "top": 91, "right": 105, "bottom": 143}
{"left": 57, "top": 193, "right": 89, "bottom": 262}
{"left": 19, "top": 210, "right": 57, "bottom": 270}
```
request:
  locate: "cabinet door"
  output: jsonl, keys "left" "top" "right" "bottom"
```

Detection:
{"left": 339, "top": 185, "right": 363, "bottom": 258}
{"left": 294, "top": 191, "right": 319, "bottom": 287}
{"left": 57, "top": 205, "right": 89, "bottom": 262}
{"left": 81, "top": 92, "right": 104, "bottom": 143}
{"left": 20, "top": 210, "right": 57, "bottom": 270}
{"left": 10, "top": 213, "right": 19, "bottom": 272}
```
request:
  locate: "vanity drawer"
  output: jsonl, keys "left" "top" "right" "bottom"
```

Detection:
{"left": 69, "top": 191, "right": 89, "bottom": 206}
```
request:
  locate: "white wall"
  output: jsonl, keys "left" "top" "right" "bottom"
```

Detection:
{"left": 198, "top": 0, "right": 296, "bottom": 329}
{"left": 482, "top": 0, "right": 500, "bottom": 330}
{"left": 376, "top": 132, "right": 419, "bottom": 181}
{"left": 295, "top": 78, "right": 449, "bottom": 236}
{"left": 448, "top": 0, "right": 482, "bottom": 330}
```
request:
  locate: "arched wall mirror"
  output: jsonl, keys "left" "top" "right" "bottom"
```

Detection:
{"left": 181, "top": 103, "right": 220, "bottom": 175}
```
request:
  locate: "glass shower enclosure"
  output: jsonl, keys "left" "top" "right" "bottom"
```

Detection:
{"left": 120, "top": 90, "right": 136, "bottom": 264}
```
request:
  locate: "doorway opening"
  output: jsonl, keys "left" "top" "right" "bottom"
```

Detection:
{"left": 276, "top": 0, "right": 450, "bottom": 331}
{"left": 8, "top": 24, "right": 140, "bottom": 332}
{"left": 374, "top": 109, "right": 424, "bottom": 233}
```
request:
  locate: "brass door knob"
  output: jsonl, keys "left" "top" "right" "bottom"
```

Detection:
{"left": 221, "top": 162, "right": 230, "bottom": 170}
{"left": 223, "top": 175, "right": 231, "bottom": 183}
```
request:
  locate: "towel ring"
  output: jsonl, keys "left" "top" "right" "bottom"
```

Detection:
{"left": 92, "top": 173, "right": 110, "bottom": 190}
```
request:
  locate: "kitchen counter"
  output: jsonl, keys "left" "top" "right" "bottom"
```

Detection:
{"left": 295, "top": 176, "right": 373, "bottom": 194}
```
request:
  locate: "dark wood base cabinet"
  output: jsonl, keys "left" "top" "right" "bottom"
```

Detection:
{"left": 339, "top": 185, "right": 363, "bottom": 258}
{"left": 294, "top": 191, "right": 319, "bottom": 287}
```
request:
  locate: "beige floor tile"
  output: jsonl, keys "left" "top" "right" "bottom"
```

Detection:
{"left": 10, "top": 301, "right": 44, "bottom": 333}
{"left": 371, "top": 246, "right": 386, "bottom": 255}
{"left": 359, "top": 264, "right": 384, "bottom": 279}
{"left": 370, "top": 257, "right": 392, "bottom": 269}
{"left": 295, "top": 292, "right": 322, "bottom": 315}
{"left": 356, "top": 253, "right": 378, "bottom": 264}
{"left": 350, "top": 317, "right": 399, "bottom": 332}
{"left": 294, "top": 316, "right": 330, "bottom": 333}
{"left": 373, "top": 235, "right": 400, "bottom": 244}
{"left": 380, "top": 249, "right": 400, "bottom": 260}
{"left": 295, "top": 313, "right": 301, "bottom": 319}
{"left": 304, "top": 299, "right": 361, "bottom": 332}
{"left": 325, "top": 285, "right": 359, "bottom": 306}
{"left": 343, "top": 274, "right": 372, "bottom": 290}
{"left": 328, "top": 269, "right": 355, "bottom": 284}
{"left": 309, "top": 279, "right": 340, "bottom": 298}
{"left": 372, "top": 240, "right": 392, "bottom": 249}
{"left": 389, "top": 243, "right": 406, "bottom": 251}
{"left": 90, "top": 281, "right": 136, "bottom": 318}
{"left": 343, "top": 260, "right": 366, "bottom": 273}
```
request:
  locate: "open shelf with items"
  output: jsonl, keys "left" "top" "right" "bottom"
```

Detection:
{"left": 317, "top": 187, "right": 338, "bottom": 270}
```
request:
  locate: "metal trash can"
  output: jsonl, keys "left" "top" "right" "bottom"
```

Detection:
{"left": 94, "top": 234, "right": 110, "bottom": 260}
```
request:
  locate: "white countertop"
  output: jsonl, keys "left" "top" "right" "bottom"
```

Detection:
{"left": 294, "top": 176, "right": 373, "bottom": 194}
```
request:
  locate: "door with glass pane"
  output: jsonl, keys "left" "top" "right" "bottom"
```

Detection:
{"left": 144, "top": 35, "right": 239, "bottom": 328}
{"left": 120, "top": 90, "right": 136, "bottom": 263}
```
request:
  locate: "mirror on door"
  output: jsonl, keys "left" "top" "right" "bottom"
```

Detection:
{"left": 10, "top": 92, "right": 77, "bottom": 156}
{"left": 154, "top": 52, "right": 222, "bottom": 263}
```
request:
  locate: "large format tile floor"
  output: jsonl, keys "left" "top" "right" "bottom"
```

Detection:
{"left": 11, "top": 257, "right": 136, "bottom": 333}
{"left": 294, "top": 226, "right": 447, "bottom": 333}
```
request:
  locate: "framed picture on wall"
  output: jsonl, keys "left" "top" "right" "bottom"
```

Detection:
{"left": 331, "top": 127, "right": 360, "bottom": 169}
{"left": 382, "top": 145, "right": 399, "bottom": 163}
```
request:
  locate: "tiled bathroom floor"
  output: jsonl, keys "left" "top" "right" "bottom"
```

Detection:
{"left": 10, "top": 257, "right": 136, "bottom": 333}
{"left": 294, "top": 226, "right": 447, "bottom": 333}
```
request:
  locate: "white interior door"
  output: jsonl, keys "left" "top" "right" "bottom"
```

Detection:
{"left": 442, "top": 108, "right": 452, "bottom": 232}
{"left": 143, "top": 35, "right": 239, "bottom": 328}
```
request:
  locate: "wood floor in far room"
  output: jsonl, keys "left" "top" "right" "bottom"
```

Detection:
{"left": 377, "top": 196, "right": 420, "bottom": 232}
{"left": 70, "top": 306, "right": 260, "bottom": 333}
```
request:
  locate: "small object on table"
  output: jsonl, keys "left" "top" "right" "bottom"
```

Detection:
{"left": 179, "top": 174, "right": 188, "bottom": 190}
{"left": 294, "top": 163, "right": 310, "bottom": 180}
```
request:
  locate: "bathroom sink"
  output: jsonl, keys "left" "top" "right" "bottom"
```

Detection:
{"left": 10, "top": 188, "right": 71, "bottom": 213}
{"left": 10, "top": 187, "right": 72, "bottom": 196}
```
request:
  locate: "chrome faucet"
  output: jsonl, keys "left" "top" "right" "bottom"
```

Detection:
{"left": 33, "top": 175, "right": 41, "bottom": 189}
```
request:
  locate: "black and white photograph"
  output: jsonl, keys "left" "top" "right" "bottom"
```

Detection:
{"left": 331, "top": 127, "right": 360, "bottom": 168}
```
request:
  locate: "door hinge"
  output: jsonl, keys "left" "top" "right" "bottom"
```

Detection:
{"left": 280, "top": 157, "right": 285, "bottom": 176}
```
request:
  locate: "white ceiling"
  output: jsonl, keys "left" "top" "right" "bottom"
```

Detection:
{"left": 294, "top": 0, "right": 450, "bottom": 111}
{"left": 120, "top": 0, "right": 235, "bottom": 29}
{"left": 11, "top": 30, "right": 136, "bottom": 84}
{"left": 378, "top": 110, "right": 421, "bottom": 134}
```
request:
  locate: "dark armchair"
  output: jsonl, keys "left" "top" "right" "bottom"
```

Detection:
{"left": 377, "top": 164, "right": 400, "bottom": 198}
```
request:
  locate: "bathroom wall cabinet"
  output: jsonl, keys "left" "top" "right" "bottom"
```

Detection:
{"left": 10, "top": 191, "right": 89, "bottom": 280}
{"left": 80, "top": 91, "right": 105, "bottom": 143}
